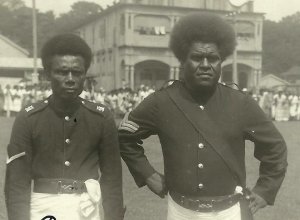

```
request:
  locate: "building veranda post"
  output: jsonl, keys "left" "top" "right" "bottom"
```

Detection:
{"left": 73, "top": 0, "right": 263, "bottom": 91}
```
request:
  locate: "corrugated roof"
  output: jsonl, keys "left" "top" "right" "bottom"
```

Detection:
{"left": 0, "top": 57, "right": 42, "bottom": 69}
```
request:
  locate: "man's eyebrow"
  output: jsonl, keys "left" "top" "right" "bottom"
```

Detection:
{"left": 191, "top": 51, "right": 219, "bottom": 55}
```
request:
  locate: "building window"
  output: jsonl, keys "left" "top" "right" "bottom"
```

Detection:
{"left": 99, "top": 20, "right": 106, "bottom": 38}
{"left": 134, "top": 15, "right": 171, "bottom": 36}
{"left": 235, "top": 21, "right": 255, "bottom": 40}
{"left": 120, "top": 14, "right": 125, "bottom": 34}
{"left": 128, "top": 14, "right": 131, "bottom": 29}
{"left": 137, "top": 26, "right": 166, "bottom": 35}
{"left": 92, "top": 26, "right": 95, "bottom": 44}
{"left": 149, "top": 0, "right": 162, "bottom": 5}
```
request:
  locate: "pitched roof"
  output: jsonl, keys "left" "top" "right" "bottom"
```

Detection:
{"left": 261, "top": 74, "right": 290, "bottom": 85}
{"left": 0, "top": 34, "right": 29, "bottom": 56}
{"left": 0, "top": 57, "right": 42, "bottom": 69}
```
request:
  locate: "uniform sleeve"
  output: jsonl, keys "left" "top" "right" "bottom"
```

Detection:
{"left": 5, "top": 112, "right": 32, "bottom": 220}
{"left": 243, "top": 95, "right": 287, "bottom": 205}
{"left": 98, "top": 112, "right": 125, "bottom": 220}
{"left": 118, "top": 93, "right": 159, "bottom": 187}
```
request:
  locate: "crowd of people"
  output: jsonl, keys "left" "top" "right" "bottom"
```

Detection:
{"left": 252, "top": 88, "right": 300, "bottom": 121}
{"left": 0, "top": 83, "right": 155, "bottom": 117}
{"left": 1, "top": 82, "right": 300, "bottom": 121}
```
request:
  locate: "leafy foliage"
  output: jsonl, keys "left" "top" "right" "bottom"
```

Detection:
{"left": 263, "top": 12, "right": 300, "bottom": 75}
{"left": 0, "top": 0, "right": 102, "bottom": 55}
{"left": 54, "top": 1, "right": 103, "bottom": 33}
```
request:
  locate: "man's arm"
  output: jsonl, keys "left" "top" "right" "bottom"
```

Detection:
{"left": 243, "top": 95, "right": 288, "bottom": 206}
{"left": 98, "top": 112, "right": 125, "bottom": 220}
{"left": 118, "top": 93, "right": 167, "bottom": 197}
{"left": 5, "top": 113, "right": 32, "bottom": 220}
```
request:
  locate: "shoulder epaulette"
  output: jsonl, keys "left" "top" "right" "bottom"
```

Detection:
{"left": 159, "top": 80, "right": 182, "bottom": 91}
{"left": 80, "top": 99, "right": 108, "bottom": 116}
{"left": 219, "top": 82, "right": 246, "bottom": 94}
{"left": 23, "top": 99, "right": 49, "bottom": 116}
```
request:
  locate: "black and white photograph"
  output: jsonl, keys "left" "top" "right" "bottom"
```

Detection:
{"left": 0, "top": 0, "right": 298, "bottom": 219}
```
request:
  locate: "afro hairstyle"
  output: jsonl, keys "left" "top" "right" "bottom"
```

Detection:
{"left": 169, "top": 12, "right": 236, "bottom": 62}
{"left": 41, "top": 33, "right": 92, "bottom": 71}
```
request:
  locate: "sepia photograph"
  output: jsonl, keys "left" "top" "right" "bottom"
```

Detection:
{"left": 0, "top": 0, "right": 299, "bottom": 219}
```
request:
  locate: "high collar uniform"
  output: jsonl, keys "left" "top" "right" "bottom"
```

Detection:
{"left": 119, "top": 81, "right": 287, "bottom": 212}
{"left": 5, "top": 96, "right": 124, "bottom": 220}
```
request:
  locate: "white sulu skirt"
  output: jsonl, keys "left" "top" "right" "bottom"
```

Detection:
{"left": 167, "top": 194, "right": 241, "bottom": 220}
{"left": 30, "top": 179, "right": 101, "bottom": 220}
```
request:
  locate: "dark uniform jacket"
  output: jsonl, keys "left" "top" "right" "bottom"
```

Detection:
{"left": 119, "top": 81, "right": 287, "bottom": 205}
{"left": 5, "top": 96, "right": 124, "bottom": 220}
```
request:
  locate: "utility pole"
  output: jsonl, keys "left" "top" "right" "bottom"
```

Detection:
{"left": 32, "top": 0, "right": 38, "bottom": 84}
{"left": 226, "top": 10, "right": 240, "bottom": 85}
{"left": 232, "top": 11, "right": 238, "bottom": 85}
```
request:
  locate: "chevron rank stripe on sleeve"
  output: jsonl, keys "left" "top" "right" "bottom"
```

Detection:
{"left": 119, "top": 113, "right": 139, "bottom": 133}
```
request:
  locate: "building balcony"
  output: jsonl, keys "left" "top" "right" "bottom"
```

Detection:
{"left": 125, "top": 32, "right": 170, "bottom": 48}
{"left": 237, "top": 37, "right": 261, "bottom": 52}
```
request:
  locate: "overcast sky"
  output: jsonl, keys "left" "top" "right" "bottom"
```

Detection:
{"left": 23, "top": 0, "right": 300, "bottom": 21}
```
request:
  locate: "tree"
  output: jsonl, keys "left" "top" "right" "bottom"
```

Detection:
{"left": 262, "top": 12, "right": 300, "bottom": 75}
{"left": 0, "top": 3, "right": 56, "bottom": 55}
{"left": 0, "top": 1, "right": 102, "bottom": 55}
{"left": 0, "top": 0, "right": 25, "bottom": 10}
{"left": 54, "top": 1, "right": 103, "bottom": 33}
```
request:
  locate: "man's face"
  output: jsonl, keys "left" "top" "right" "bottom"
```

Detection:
{"left": 47, "top": 55, "right": 86, "bottom": 100}
{"left": 182, "top": 42, "right": 222, "bottom": 91}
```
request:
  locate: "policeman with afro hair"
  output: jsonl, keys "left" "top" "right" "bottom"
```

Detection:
{"left": 118, "top": 12, "right": 287, "bottom": 220}
{"left": 5, "top": 33, "right": 125, "bottom": 220}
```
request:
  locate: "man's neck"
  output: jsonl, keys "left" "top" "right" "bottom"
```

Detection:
{"left": 185, "top": 84, "right": 216, "bottom": 105}
{"left": 50, "top": 95, "right": 80, "bottom": 115}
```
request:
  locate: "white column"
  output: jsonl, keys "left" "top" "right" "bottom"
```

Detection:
{"left": 169, "top": 67, "right": 175, "bottom": 79}
{"left": 175, "top": 67, "right": 180, "bottom": 80}
{"left": 256, "top": 69, "right": 262, "bottom": 94}
{"left": 130, "top": 65, "right": 135, "bottom": 90}
{"left": 125, "top": 65, "right": 130, "bottom": 87}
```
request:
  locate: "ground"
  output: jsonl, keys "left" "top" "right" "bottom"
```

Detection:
{"left": 0, "top": 117, "right": 299, "bottom": 220}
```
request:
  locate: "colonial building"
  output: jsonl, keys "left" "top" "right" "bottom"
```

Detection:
{"left": 74, "top": 0, "right": 263, "bottom": 91}
{"left": 0, "top": 34, "right": 42, "bottom": 87}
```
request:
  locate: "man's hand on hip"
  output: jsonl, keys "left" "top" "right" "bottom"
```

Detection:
{"left": 248, "top": 191, "right": 267, "bottom": 214}
{"left": 146, "top": 172, "right": 167, "bottom": 198}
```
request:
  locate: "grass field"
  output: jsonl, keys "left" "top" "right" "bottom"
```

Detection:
{"left": 0, "top": 117, "right": 299, "bottom": 220}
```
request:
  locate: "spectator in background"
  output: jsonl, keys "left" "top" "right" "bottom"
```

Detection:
{"left": 10, "top": 85, "right": 23, "bottom": 114}
{"left": 0, "top": 84, "right": 4, "bottom": 115}
{"left": 274, "top": 89, "right": 289, "bottom": 121}
{"left": 3, "top": 84, "right": 12, "bottom": 117}
{"left": 258, "top": 88, "right": 273, "bottom": 120}
{"left": 288, "top": 91, "right": 299, "bottom": 120}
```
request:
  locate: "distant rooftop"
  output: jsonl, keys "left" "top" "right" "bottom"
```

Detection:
{"left": 0, "top": 57, "right": 42, "bottom": 69}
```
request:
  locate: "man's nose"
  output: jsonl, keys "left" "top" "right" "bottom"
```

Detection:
{"left": 66, "top": 71, "right": 74, "bottom": 80}
{"left": 65, "top": 72, "right": 75, "bottom": 85}
{"left": 201, "top": 57, "right": 209, "bottom": 67}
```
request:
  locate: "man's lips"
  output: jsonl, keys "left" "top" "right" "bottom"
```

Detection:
{"left": 195, "top": 72, "right": 213, "bottom": 77}
{"left": 63, "top": 88, "right": 77, "bottom": 93}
